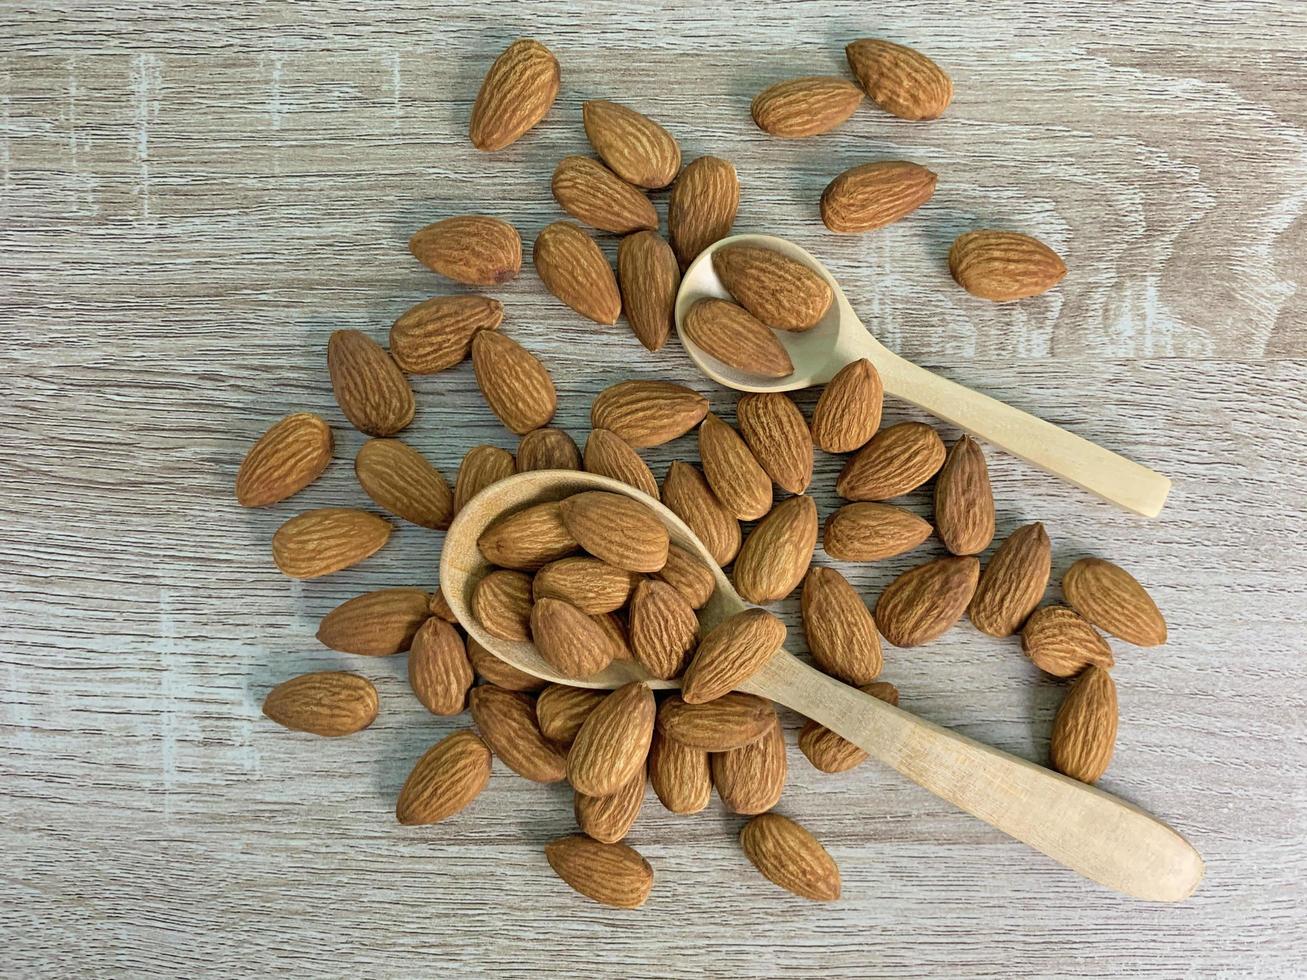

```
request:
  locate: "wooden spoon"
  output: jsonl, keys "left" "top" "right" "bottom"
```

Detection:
{"left": 441, "top": 470, "right": 1203, "bottom": 902}
{"left": 673, "top": 233, "right": 1172, "bottom": 518}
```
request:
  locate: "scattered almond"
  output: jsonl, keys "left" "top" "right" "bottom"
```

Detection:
{"left": 949, "top": 231, "right": 1067, "bottom": 301}
{"left": 798, "top": 682, "right": 899, "bottom": 773}
{"left": 544, "top": 835, "right": 654, "bottom": 909}
{"left": 740, "top": 812, "right": 841, "bottom": 902}
{"left": 823, "top": 501, "right": 932, "bottom": 562}
{"left": 810, "top": 359, "right": 883, "bottom": 453}
{"left": 751, "top": 76, "right": 863, "bottom": 138}
{"left": 712, "top": 245, "right": 833, "bottom": 332}
{"left": 473, "top": 568, "right": 535, "bottom": 642}
{"left": 668, "top": 155, "right": 739, "bottom": 269}
{"left": 698, "top": 413, "right": 774, "bottom": 521}
{"left": 801, "top": 566, "right": 883, "bottom": 685}
{"left": 662, "top": 462, "right": 741, "bottom": 566}
{"left": 471, "top": 331, "right": 557, "bottom": 435}
{"left": 536, "top": 684, "right": 606, "bottom": 744}
{"left": 616, "top": 230, "right": 681, "bottom": 352}
{"left": 454, "top": 444, "right": 516, "bottom": 514}
{"left": 235, "top": 413, "right": 333, "bottom": 508}
{"left": 933, "top": 436, "right": 994, "bottom": 555}
{"left": 681, "top": 608, "right": 785, "bottom": 704}
{"left": 653, "top": 544, "right": 717, "bottom": 610}
{"left": 558, "top": 490, "right": 670, "bottom": 573}
{"left": 649, "top": 730, "right": 712, "bottom": 814}
{"left": 820, "top": 161, "right": 937, "bottom": 233}
{"left": 629, "top": 579, "right": 700, "bottom": 679}
{"left": 477, "top": 501, "right": 578, "bottom": 570}
{"left": 409, "top": 215, "right": 522, "bottom": 285}
{"left": 1049, "top": 665, "right": 1118, "bottom": 784}
{"left": 582, "top": 100, "right": 681, "bottom": 189}
{"left": 591, "top": 379, "right": 709, "bottom": 448}
{"left": 529, "top": 597, "right": 620, "bottom": 679}
{"left": 876, "top": 555, "right": 980, "bottom": 647}
{"left": 469, "top": 38, "right": 560, "bottom": 152}
{"left": 583, "top": 428, "right": 660, "bottom": 499}
{"left": 968, "top": 522, "right": 1052, "bottom": 637}
{"left": 1063, "top": 557, "right": 1167, "bottom": 647}
{"left": 317, "top": 587, "right": 431, "bottom": 656}
{"left": 574, "top": 766, "right": 646, "bottom": 843}
{"left": 552, "top": 155, "right": 658, "bottom": 234}
{"left": 656, "top": 692, "right": 775, "bottom": 751}
{"left": 408, "top": 618, "right": 474, "bottom": 715}
{"left": 836, "top": 421, "right": 945, "bottom": 500}
{"left": 516, "top": 427, "right": 581, "bottom": 472}
{"left": 568, "top": 682, "right": 656, "bottom": 797}
{"left": 533, "top": 556, "right": 637, "bottom": 614}
{"left": 733, "top": 495, "right": 818, "bottom": 604}
{"left": 389, "top": 294, "right": 503, "bottom": 374}
{"left": 327, "top": 329, "right": 415, "bottom": 437}
{"left": 533, "top": 220, "right": 622, "bottom": 325}
{"left": 737, "top": 392, "right": 814, "bottom": 494}
{"left": 1021, "top": 605, "right": 1115, "bottom": 678}
{"left": 469, "top": 685, "right": 568, "bottom": 783}
{"left": 262, "top": 671, "right": 378, "bottom": 737}
{"left": 712, "top": 715, "right": 786, "bottom": 815}
{"left": 846, "top": 38, "right": 953, "bottom": 120}
{"left": 468, "top": 637, "right": 547, "bottom": 693}
{"left": 395, "top": 730, "right": 491, "bottom": 825}
{"left": 272, "top": 508, "right": 392, "bottom": 579}
{"left": 355, "top": 438, "right": 454, "bottom": 529}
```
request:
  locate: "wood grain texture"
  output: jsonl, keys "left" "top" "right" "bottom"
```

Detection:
{"left": 2, "top": 1, "right": 1305, "bottom": 976}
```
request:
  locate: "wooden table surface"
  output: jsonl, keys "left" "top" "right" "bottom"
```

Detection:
{"left": 3, "top": 2, "right": 1305, "bottom": 976}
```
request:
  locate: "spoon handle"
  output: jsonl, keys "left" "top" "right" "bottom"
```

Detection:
{"left": 748, "top": 654, "right": 1203, "bottom": 902}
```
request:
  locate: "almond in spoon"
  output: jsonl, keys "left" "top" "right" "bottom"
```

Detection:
{"left": 712, "top": 245, "right": 833, "bottom": 331}
{"left": 558, "top": 491, "right": 670, "bottom": 573}
{"left": 628, "top": 579, "right": 700, "bottom": 680}
{"left": 532, "top": 556, "right": 638, "bottom": 614}
{"left": 683, "top": 299, "right": 795, "bottom": 379}
{"left": 530, "top": 597, "right": 620, "bottom": 679}
{"left": 653, "top": 544, "right": 717, "bottom": 610}
{"left": 473, "top": 569, "right": 534, "bottom": 642}
{"left": 477, "top": 500, "right": 577, "bottom": 570}
{"left": 468, "top": 637, "right": 546, "bottom": 693}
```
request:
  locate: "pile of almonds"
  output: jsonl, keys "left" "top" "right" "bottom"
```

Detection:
{"left": 241, "top": 35, "right": 1165, "bottom": 908}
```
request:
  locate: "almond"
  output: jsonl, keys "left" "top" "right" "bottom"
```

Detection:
{"left": 582, "top": 100, "right": 681, "bottom": 189}
{"left": 648, "top": 730, "right": 712, "bottom": 814}
{"left": 876, "top": 555, "right": 980, "bottom": 647}
{"left": 530, "top": 597, "right": 620, "bottom": 679}
{"left": 616, "top": 230, "right": 681, "bottom": 352}
{"left": 262, "top": 671, "right": 378, "bottom": 737}
{"left": 408, "top": 618, "right": 474, "bottom": 715}
{"left": 712, "top": 245, "right": 833, "bottom": 332}
{"left": 544, "top": 835, "right": 654, "bottom": 909}
{"left": 662, "top": 462, "right": 741, "bottom": 566}
{"left": 836, "top": 421, "right": 945, "bottom": 500}
{"left": 949, "top": 231, "right": 1067, "bottom": 301}
{"left": 558, "top": 491, "right": 670, "bottom": 573}
{"left": 681, "top": 609, "right": 785, "bottom": 704}
{"left": 469, "top": 685, "right": 568, "bottom": 783}
{"left": 468, "top": 38, "right": 559, "bottom": 152}
{"left": 468, "top": 637, "right": 546, "bottom": 693}
{"left": 389, "top": 294, "right": 503, "bottom": 374}
{"left": 235, "top": 412, "right": 332, "bottom": 507}
{"left": 568, "top": 682, "right": 656, "bottom": 797}
{"left": 454, "top": 444, "right": 516, "bottom": 514}
{"left": 533, "top": 221, "right": 622, "bottom": 325}
{"left": 552, "top": 156, "right": 658, "bottom": 234}
{"left": 409, "top": 215, "right": 522, "bottom": 285}
{"left": 477, "top": 501, "right": 577, "bottom": 570}
{"left": 533, "top": 556, "right": 637, "bottom": 614}
{"left": 471, "top": 331, "right": 557, "bottom": 435}
{"left": 271, "top": 508, "right": 392, "bottom": 579}
{"left": 698, "top": 413, "right": 774, "bottom": 520}
{"left": 711, "top": 715, "right": 786, "bottom": 815}
{"left": 653, "top": 544, "right": 717, "bottom": 610}
{"left": 810, "top": 360, "right": 882, "bottom": 453}
{"left": 683, "top": 299, "right": 794, "bottom": 379}
{"left": 933, "top": 436, "right": 994, "bottom": 555}
{"left": 583, "top": 428, "right": 660, "bottom": 499}
{"left": 591, "top": 380, "right": 709, "bottom": 449}
{"left": 751, "top": 76, "right": 863, "bottom": 138}
{"left": 395, "top": 730, "right": 491, "bottom": 825}
{"left": 656, "top": 692, "right": 774, "bottom": 751}
{"left": 1049, "top": 665, "right": 1118, "bottom": 783}
{"left": 628, "top": 579, "right": 699, "bottom": 680}
{"left": 536, "top": 684, "right": 606, "bottom": 744}
{"left": 968, "top": 523, "right": 1051, "bottom": 637}
{"left": 326, "top": 329, "right": 415, "bottom": 437}
{"left": 473, "top": 569, "right": 535, "bottom": 642}
{"left": 737, "top": 393, "right": 814, "bottom": 494}
{"left": 516, "top": 427, "right": 581, "bottom": 472}
{"left": 823, "top": 502, "right": 932, "bottom": 561}
{"left": 733, "top": 495, "right": 818, "bottom": 604}
{"left": 739, "top": 812, "right": 841, "bottom": 902}
{"left": 428, "top": 587, "right": 457, "bottom": 623}
{"left": 594, "top": 611, "right": 635, "bottom": 662}
{"left": 846, "top": 38, "right": 953, "bottom": 120}
{"left": 668, "top": 155, "right": 739, "bottom": 269}
{"left": 355, "top": 438, "right": 454, "bottom": 529}
{"left": 1021, "top": 606, "right": 1115, "bottom": 678}
{"left": 798, "top": 682, "right": 898, "bottom": 773}
{"left": 317, "top": 587, "right": 431, "bottom": 656}
{"left": 801, "top": 567, "right": 882, "bottom": 685}
{"left": 1063, "top": 558, "right": 1167, "bottom": 647}
{"left": 820, "top": 161, "right": 937, "bottom": 233}
{"left": 574, "top": 766, "right": 646, "bottom": 843}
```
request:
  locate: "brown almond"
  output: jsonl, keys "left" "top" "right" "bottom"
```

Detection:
{"left": 395, "top": 730, "right": 491, "bottom": 825}
{"left": 407, "top": 618, "right": 474, "bottom": 715}
{"left": 683, "top": 299, "right": 794, "bottom": 379}
{"left": 648, "top": 730, "right": 712, "bottom": 814}
{"left": 568, "top": 682, "right": 656, "bottom": 797}
{"left": 653, "top": 544, "right": 717, "bottom": 610}
{"left": 583, "top": 428, "right": 660, "bottom": 500}
{"left": 235, "top": 412, "right": 332, "bottom": 508}
{"left": 468, "top": 637, "right": 546, "bottom": 693}
{"left": 699, "top": 413, "right": 774, "bottom": 521}
{"left": 949, "top": 231, "right": 1067, "bottom": 301}
{"left": 473, "top": 569, "right": 535, "bottom": 642}
{"left": 681, "top": 608, "right": 785, "bottom": 704}
{"left": 628, "top": 579, "right": 700, "bottom": 680}
{"left": 798, "top": 682, "right": 898, "bottom": 773}
{"left": 751, "top": 76, "right": 863, "bottom": 138}
{"left": 740, "top": 812, "right": 841, "bottom": 902}
{"left": 737, "top": 392, "right": 814, "bottom": 494}
{"left": 468, "top": 38, "right": 559, "bottom": 152}
{"left": 271, "top": 508, "right": 392, "bottom": 579}
{"left": 389, "top": 294, "right": 503, "bottom": 374}
{"left": 968, "top": 523, "right": 1051, "bottom": 637}
{"left": 327, "top": 329, "right": 415, "bottom": 437}
{"left": 823, "top": 502, "right": 932, "bottom": 561}
{"left": 594, "top": 611, "right": 635, "bottom": 662}
{"left": 516, "top": 427, "right": 581, "bottom": 472}
{"left": 712, "top": 245, "right": 833, "bottom": 332}
{"left": 582, "top": 100, "right": 681, "bottom": 189}
{"left": 667, "top": 155, "right": 739, "bottom": 269}
{"left": 544, "top": 835, "right": 654, "bottom": 909}
{"left": 262, "top": 671, "right": 378, "bottom": 737}
{"left": 656, "top": 692, "right": 775, "bottom": 752}
{"left": 662, "top": 462, "right": 741, "bottom": 567}
{"left": 574, "top": 766, "right": 646, "bottom": 843}
{"left": 533, "top": 221, "right": 622, "bottom": 325}
{"left": 836, "top": 421, "right": 945, "bottom": 500}
{"left": 875, "top": 555, "right": 980, "bottom": 647}
{"left": 317, "top": 587, "right": 431, "bottom": 656}
{"left": 558, "top": 491, "right": 669, "bottom": 573}
{"left": 591, "top": 379, "right": 709, "bottom": 448}
{"left": 733, "top": 495, "right": 818, "bottom": 604}
{"left": 468, "top": 685, "right": 568, "bottom": 783}
{"left": 616, "top": 230, "right": 681, "bottom": 352}
{"left": 533, "top": 556, "right": 637, "bottom": 614}
{"left": 810, "top": 359, "right": 883, "bottom": 453}
{"left": 355, "top": 438, "right": 454, "bottom": 530}
{"left": 821, "top": 161, "right": 937, "bottom": 234}
{"left": 846, "top": 38, "right": 953, "bottom": 120}
{"left": 1021, "top": 606, "right": 1115, "bottom": 678}
{"left": 409, "top": 215, "right": 522, "bottom": 285}
{"left": 536, "top": 684, "right": 606, "bottom": 744}
{"left": 453, "top": 444, "right": 516, "bottom": 514}
{"left": 1049, "top": 665, "right": 1118, "bottom": 783}
{"left": 530, "top": 597, "right": 620, "bottom": 679}
{"left": 801, "top": 566, "right": 882, "bottom": 685}
{"left": 711, "top": 715, "right": 786, "bottom": 815}
{"left": 1063, "top": 558, "right": 1167, "bottom": 647}
{"left": 934, "top": 436, "right": 995, "bottom": 555}
{"left": 477, "top": 501, "right": 578, "bottom": 570}
{"left": 428, "top": 587, "right": 457, "bottom": 622}
{"left": 471, "top": 331, "right": 557, "bottom": 435}
{"left": 552, "top": 156, "right": 657, "bottom": 234}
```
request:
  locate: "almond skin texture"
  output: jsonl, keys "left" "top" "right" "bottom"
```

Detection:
{"left": 821, "top": 161, "right": 937, "bottom": 234}
{"left": 662, "top": 462, "right": 741, "bottom": 567}
{"left": 846, "top": 38, "right": 953, "bottom": 120}
{"left": 699, "top": 413, "right": 774, "bottom": 521}
{"left": 317, "top": 588, "right": 431, "bottom": 656}
{"left": 712, "top": 245, "right": 833, "bottom": 332}
{"left": 657, "top": 693, "right": 775, "bottom": 752}
{"left": 969, "top": 523, "right": 1052, "bottom": 637}
{"left": 751, "top": 76, "right": 864, "bottom": 138}
{"left": 327, "top": 330, "right": 415, "bottom": 437}
{"left": 949, "top": 231, "right": 1068, "bottom": 301}
{"left": 629, "top": 579, "right": 700, "bottom": 680}
{"left": 683, "top": 299, "right": 794, "bottom": 380}
{"left": 389, "top": 294, "right": 503, "bottom": 374}
{"left": 934, "top": 436, "right": 995, "bottom": 555}
{"left": 473, "top": 569, "right": 534, "bottom": 642}
{"left": 798, "top": 682, "right": 899, "bottom": 773}
{"left": 649, "top": 730, "right": 712, "bottom": 814}
{"left": 409, "top": 215, "right": 522, "bottom": 285}
{"left": 272, "top": 508, "right": 392, "bottom": 579}
{"left": 355, "top": 438, "right": 454, "bottom": 530}
{"left": 801, "top": 566, "right": 883, "bottom": 685}
{"left": 823, "top": 502, "right": 932, "bottom": 562}
{"left": 1049, "top": 665, "right": 1118, "bottom": 783}
{"left": 536, "top": 684, "right": 606, "bottom": 744}
{"left": 1063, "top": 558, "right": 1167, "bottom": 647}
{"left": 395, "top": 730, "right": 491, "bottom": 825}
{"left": 654, "top": 544, "right": 717, "bottom": 610}
{"left": 737, "top": 393, "right": 814, "bottom": 494}
{"left": 408, "top": 618, "right": 474, "bottom": 715}
{"left": 837, "top": 421, "right": 946, "bottom": 501}
{"left": 574, "top": 766, "right": 646, "bottom": 844}
{"left": 516, "top": 427, "right": 581, "bottom": 473}
{"left": 568, "top": 682, "right": 656, "bottom": 797}
{"left": 582, "top": 100, "right": 681, "bottom": 189}
{"left": 236, "top": 413, "right": 332, "bottom": 508}
{"left": 712, "top": 715, "right": 786, "bottom": 815}
{"left": 617, "top": 230, "right": 681, "bottom": 352}
{"left": 468, "top": 638, "right": 546, "bottom": 693}
{"left": 733, "top": 495, "right": 819, "bottom": 604}
{"left": 552, "top": 156, "right": 658, "bottom": 234}
{"left": 594, "top": 611, "right": 635, "bottom": 662}
{"left": 262, "top": 672, "right": 378, "bottom": 737}
{"left": 583, "top": 428, "right": 660, "bottom": 500}
{"left": 530, "top": 597, "right": 620, "bottom": 679}
{"left": 591, "top": 380, "right": 709, "bottom": 449}
{"left": 558, "top": 491, "right": 670, "bottom": 573}
{"left": 454, "top": 445, "right": 516, "bottom": 514}
{"left": 810, "top": 359, "right": 883, "bottom": 453}
{"left": 545, "top": 835, "right": 654, "bottom": 909}
{"left": 1021, "top": 605, "right": 1115, "bottom": 678}
{"left": 469, "top": 38, "right": 559, "bottom": 152}
{"left": 740, "top": 812, "right": 841, "bottom": 902}
{"left": 876, "top": 555, "right": 981, "bottom": 647}
{"left": 477, "top": 501, "right": 578, "bottom": 571}
{"left": 668, "top": 155, "right": 739, "bottom": 269}
{"left": 533, "top": 556, "right": 637, "bottom": 615}
{"left": 533, "top": 221, "right": 622, "bottom": 325}
{"left": 429, "top": 588, "right": 457, "bottom": 623}
{"left": 682, "top": 609, "right": 785, "bottom": 704}
{"left": 471, "top": 331, "right": 557, "bottom": 435}
{"left": 469, "top": 685, "right": 568, "bottom": 783}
